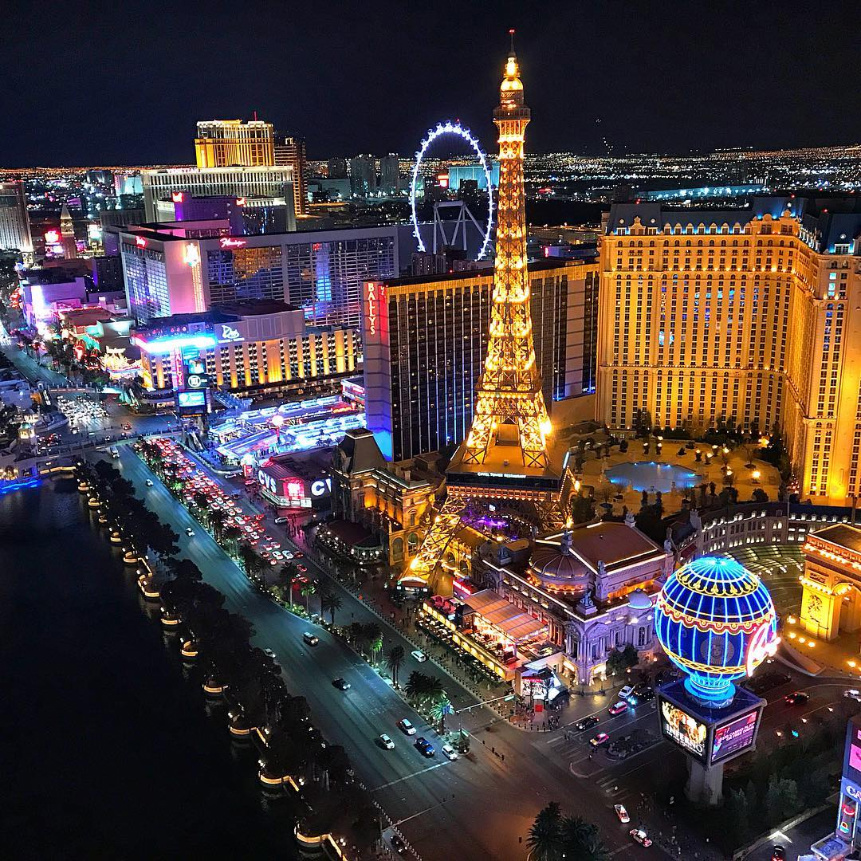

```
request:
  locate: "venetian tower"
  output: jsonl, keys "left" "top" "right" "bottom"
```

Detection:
{"left": 399, "top": 35, "right": 571, "bottom": 596}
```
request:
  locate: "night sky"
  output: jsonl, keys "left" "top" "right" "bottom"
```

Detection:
{"left": 2, "top": 0, "right": 861, "bottom": 167}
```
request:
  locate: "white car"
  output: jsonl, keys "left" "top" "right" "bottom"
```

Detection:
{"left": 846, "top": 689, "right": 861, "bottom": 702}
{"left": 379, "top": 733, "right": 395, "bottom": 750}
{"left": 145, "top": 479, "right": 154, "bottom": 487}
{"left": 411, "top": 650, "right": 428, "bottom": 663}
{"left": 398, "top": 718, "right": 416, "bottom": 736}
{"left": 185, "top": 527, "right": 195, "bottom": 537}
{"left": 441, "top": 743, "right": 458, "bottom": 761}
{"left": 614, "top": 804, "right": 630, "bottom": 823}
{"left": 619, "top": 685, "right": 635, "bottom": 700}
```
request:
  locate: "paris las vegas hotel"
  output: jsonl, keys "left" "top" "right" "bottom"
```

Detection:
{"left": 598, "top": 196, "right": 861, "bottom": 505}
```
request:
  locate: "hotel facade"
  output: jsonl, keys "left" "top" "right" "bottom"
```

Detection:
{"left": 598, "top": 196, "right": 861, "bottom": 505}
{"left": 363, "top": 258, "right": 599, "bottom": 460}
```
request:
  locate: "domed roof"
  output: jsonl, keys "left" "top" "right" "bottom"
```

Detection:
{"left": 655, "top": 556, "right": 778, "bottom": 706}
{"left": 529, "top": 543, "right": 590, "bottom": 590}
{"left": 627, "top": 589, "right": 652, "bottom": 610}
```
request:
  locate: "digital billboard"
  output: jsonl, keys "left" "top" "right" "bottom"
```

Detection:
{"left": 659, "top": 698, "right": 708, "bottom": 764}
{"left": 177, "top": 391, "right": 206, "bottom": 413}
{"left": 843, "top": 717, "right": 861, "bottom": 786}
{"left": 711, "top": 708, "right": 760, "bottom": 764}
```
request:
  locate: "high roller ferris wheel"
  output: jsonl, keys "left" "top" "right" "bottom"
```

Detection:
{"left": 409, "top": 121, "right": 494, "bottom": 261}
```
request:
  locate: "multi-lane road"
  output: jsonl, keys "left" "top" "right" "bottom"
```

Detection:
{"left": 113, "top": 445, "right": 666, "bottom": 860}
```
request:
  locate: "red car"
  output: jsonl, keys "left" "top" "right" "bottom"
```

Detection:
{"left": 608, "top": 701, "right": 629, "bottom": 716}
{"left": 590, "top": 733, "right": 610, "bottom": 747}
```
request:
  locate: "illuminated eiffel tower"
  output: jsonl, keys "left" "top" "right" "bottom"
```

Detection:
{"left": 399, "top": 35, "right": 572, "bottom": 596}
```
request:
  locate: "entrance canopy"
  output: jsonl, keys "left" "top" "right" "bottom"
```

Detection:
{"left": 466, "top": 589, "right": 546, "bottom": 642}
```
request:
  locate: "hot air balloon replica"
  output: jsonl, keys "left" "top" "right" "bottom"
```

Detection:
{"left": 654, "top": 556, "right": 779, "bottom": 805}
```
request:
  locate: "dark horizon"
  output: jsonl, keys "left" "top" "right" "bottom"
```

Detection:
{"left": 1, "top": 0, "right": 860, "bottom": 168}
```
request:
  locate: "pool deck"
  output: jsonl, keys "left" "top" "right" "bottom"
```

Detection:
{"left": 577, "top": 442, "right": 782, "bottom": 516}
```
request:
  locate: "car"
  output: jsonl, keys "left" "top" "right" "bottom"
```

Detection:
{"left": 332, "top": 678, "right": 351, "bottom": 691}
{"left": 264, "top": 648, "right": 276, "bottom": 659}
{"left": 274, "top": 516, "right": 288, "bottom": 524}
{"left": 629, "top": 828, "right": 652, "bottom": 847}
{"left": 614, "top": 804, "right": 630, "bottom": 823}
{"left": 771, "top": 847, "right": 786, "bottom": 861}
{"left": 302, "top": 632, "right": 319, "bottom": 646}
{"left": 398, "top": 718, "right": 416, "bottom": 736}
{"left": 379, "top": 733, "right": 395, "bottom": 750}
{"left": 574, "top": 715, "right": 600, "bottom": 732}
{"left": 145, "top": 479, "right": 154, "bottom": 487}
{"left": 390, "top": 834, "right": 406, "bottom": 854}
{"left": 619, "top": 685, "right": 635, "bottom": 700}
{"left": 244, "top": 479, "right": 256, "bottom": 487}
{"left": 185, "top": 527, "right": 195, "bottom": 537}
{"left": 784, "top": 691, "right": 810, "bottom": 705}
{"left": 415, "top": 737, "right": 435, "bottom": 757}
{"left": 845, "top": 689, "right": 861, "bottom": 702}
{"left": 590, "top": 733, "right": 610, "bottom": 747}
{"left": 411, "top": 649, "right": 428, "bottom": 663}
{"left": 608, "top": 701, "right": 629, "bottom": 716}
{"left": 441, "top": 743, "right": 458, "bottom": 761}
{"left": 293, "top": 552, "right": 304, "bottom": 558}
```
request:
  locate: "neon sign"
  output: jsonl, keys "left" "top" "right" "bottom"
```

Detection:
{"left": 135, "top": 236, "right": 148, "bottom": 248}
{"left": 219, "top": 237, "right": 247, "bottom": 249}
{"left": 44, "top": 230, "right": 60, "bottom": 244}
{"left": 132, "top": 334, "right": 218, "bottom": 355}
{"left": 745, "top": 620, "right": 779, "bottom": 677}
{"left": 172, "top": 191, "right": 185, "bottom": 203}
{"left": 184, "top": 243, "right": 200, "bottom": 266}
{"left": 235, "top": 197, "right": 246, "bottom": 206}
{"left": 219, "top": 324, "right": 243, "bottom": 343}
{"left": 365, "top": 282, "right": 384, "bottom": 336}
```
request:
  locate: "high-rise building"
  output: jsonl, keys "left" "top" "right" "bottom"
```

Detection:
{"left": 141, "top": 166, "right": 296, "bottom": 227}
{"left": 400, "top": 41, "right": 572, "bottom": 594}
{"left": 0, "top": 182, "right": 33, "bottom": 255}
{"left": 363, "top": 258, "right": 598, "bottom": 460}
{"left": 116, "top": 223, "right": 399, "bottom": 327}
{"left": 380, "top": 154, "right": 400, "bottom": 196}
{"left": 60, "top": 203, "right": 77, "bottom": 260}
{"left": 274, "top": 135, "right": 308, "bottom": 217}
{"left": 327, "top": 157, "right": 348, "bottom": 179}
{"left": 349, "top": 155, "right": 376, "bottom": 197}
{"left": 195, "top": 119, "right": 275, "bottom": 168}
{"left": 598, "top": 196, "right": 861, "bottom": 505}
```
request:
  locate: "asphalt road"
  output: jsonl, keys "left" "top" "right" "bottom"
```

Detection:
{"left": 113, "top": 445, "right": 663, "bottom": 860}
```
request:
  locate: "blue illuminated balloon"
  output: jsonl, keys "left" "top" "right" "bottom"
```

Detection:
{"left": 655, "top": 556, "right": 778, "bottom": 707}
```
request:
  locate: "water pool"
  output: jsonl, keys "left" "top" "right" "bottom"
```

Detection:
{"left": 605, "top": 461, "right": 700, "bottom": 493}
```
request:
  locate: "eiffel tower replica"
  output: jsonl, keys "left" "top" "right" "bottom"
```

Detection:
{"left": 399, "top": 35, "right": 572, "bottom": 597}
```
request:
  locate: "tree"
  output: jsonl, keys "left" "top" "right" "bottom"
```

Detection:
{"left": 320, "top": 590, "right": 342, "bottom": 626}
{"left": 279, "top": 562, "right": 299, "bottom": 607}
{"left": 764, "top": 775, "right": 801, "bottom": 825}
{"left": 386, "top": 645, "right": 405, "bottom": 687}
{"left": 606, "top": 644, "right": 638, "bottom": 678}
{"left": 209, "top": 508, "right": 226, "bottom": 541}
{"left": 561, "top": 815, "right": 609, "bottom": 861}
{"left": 429, "top": 695, "right": 451, "bottom": 732}
{"left": 300, "top": 581, "right": 316, "bottom": 614}
{"left": 751, "top": 488, "right": 769, "bottom": 503}
{"left": 527, "top": 802, "right": 563, "bottom": 861}
{"left": 571, "top": 494, "right": 595, "bottom": 524}
{"left": 364, "top": 622, "right": 383, "bottom": 664}
{"left": 725, "top": 787, "right": 752, "bottom": 847}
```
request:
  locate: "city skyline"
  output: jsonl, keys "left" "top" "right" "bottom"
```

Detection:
{"left": 2, "top": 1, "right": 861, "bottom": 167}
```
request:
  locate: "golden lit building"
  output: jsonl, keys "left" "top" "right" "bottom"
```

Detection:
{"left": 274, "top": 135, "right": 309, "bottom": 218}
{"left": 134, "top": 300, "right": 356, "bottom": 398}
{"left": 195, "top": 119, "right": 275, "bottom": 168}
{"left": 598, "top": 197, "right": 861, "bottom": 504}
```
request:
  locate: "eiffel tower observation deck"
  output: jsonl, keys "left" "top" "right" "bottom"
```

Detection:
{"left": 399, "top": 35, "right": 573, "bottom": 596}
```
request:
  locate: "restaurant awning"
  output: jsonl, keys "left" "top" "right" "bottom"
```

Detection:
{"left": 466, "top": 589, "right": 547, "bottom": 642}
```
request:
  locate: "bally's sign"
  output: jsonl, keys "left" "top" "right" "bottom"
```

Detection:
{"left": 364, "top": 282, "right": 385, "bottom": 337}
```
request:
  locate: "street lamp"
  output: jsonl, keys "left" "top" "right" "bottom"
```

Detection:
{"left": 752, "top": 469, "right": 761, "bottom": 484}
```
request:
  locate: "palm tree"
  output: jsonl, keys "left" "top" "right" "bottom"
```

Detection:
{"left": 527, "top": 802, "right": 563, "bottom": 861}
{"left": 209, "top": 508, "right": 226, "bottom": 542}
{"left": 364, "top": 622, "right": 382, "bottom": 665}
{"left": 386, "top": 645, "right": 405, "bottom": 687}
{"left": 223, "top": 524, "right": 241, "bottom": 554}
{"left": 560, "top": 816, "right": 609, "bottom": 861}
{"left": 320, "top": 590, "right": 342, "bottom": 626}
{"left": 429, "top": 695, "right": 451, "bottom": 732}
{"left": 279, "top": 562, "right": 299, "bottom": 607}
{"left": 300, "top": 581, "right": 316, "bottom": 614}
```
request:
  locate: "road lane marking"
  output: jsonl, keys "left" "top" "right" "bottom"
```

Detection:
{"left": 371, "top": 761, "right": 448, "bottom": 791}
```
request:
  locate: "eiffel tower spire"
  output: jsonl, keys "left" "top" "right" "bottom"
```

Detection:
{"left": 398, "top": 38, "right": 571, "bottom": 596}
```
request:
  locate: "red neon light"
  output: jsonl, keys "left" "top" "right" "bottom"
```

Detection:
{"left": 235, "top": 197, "right": 246, "bottom": 206}
{"left": 135, "top": 236, "right": 148, "bottom": 248}
{"left": 44, "top": 230, "right": 60, "bottom": 244}
{"left": 171, "top": 191, "right": 184, "bottom": 203}
{"left": 219, "top": 237, "right": 247, "bottom": 249}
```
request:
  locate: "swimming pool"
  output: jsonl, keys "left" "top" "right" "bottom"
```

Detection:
{"left": 605, "top": 461, "right": 700, "bottom": 493}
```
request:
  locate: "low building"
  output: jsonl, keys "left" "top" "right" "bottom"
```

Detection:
{"left": 257, "top": 451, "right": 332, "bottom": 512}
{"left": 331, "top": 428, "right": 442, "bottom": 568}
{"left": 473, "top": 517, "right": 672, "bottom": 685}
{"left": 132, "top": 300, "right": 358, "bottom": 399}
